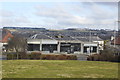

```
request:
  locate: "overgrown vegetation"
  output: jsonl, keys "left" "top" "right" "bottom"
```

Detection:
{"left": 87, "top": 45, "right": 120, "bottom": 62}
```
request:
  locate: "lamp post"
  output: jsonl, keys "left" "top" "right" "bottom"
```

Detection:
{"left": 89, "top": 29, "right": 91, "bottom": 55}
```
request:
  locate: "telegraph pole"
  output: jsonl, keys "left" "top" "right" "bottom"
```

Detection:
{"left": 114, "top": 21, "right": 116, "bottom": 48}
{"left": 118, "top": 21, "right": 120, "bottom": 36}
{"left": 114, "top": 20, "right": 120, "bottom": 48}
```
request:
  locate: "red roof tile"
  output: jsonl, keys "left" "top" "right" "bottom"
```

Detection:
{"left": 0, "top": 29, "right": 13, "bottom": 43}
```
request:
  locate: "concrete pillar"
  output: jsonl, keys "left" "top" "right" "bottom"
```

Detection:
{"left": 57, "top": 42, "right": 61, "bottom": 53}
{"left": 97, "top": 44, "right": 99, "bottom": 54}
{"left": 81, "top": 43, "right": 84, "bottom": 54}
{"left": 40, "top": 40, "right": 42, "bottom": 51}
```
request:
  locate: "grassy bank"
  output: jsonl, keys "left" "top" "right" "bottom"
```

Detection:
{"left": 2, "top": 60, "right": 119, "bottom": 78}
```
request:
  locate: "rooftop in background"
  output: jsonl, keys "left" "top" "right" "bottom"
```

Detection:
{"left": 2, "top": 27, "right": 116, "bottom": 41}
{"left": 76, "top": 36, "right": 103, "bottom": 42}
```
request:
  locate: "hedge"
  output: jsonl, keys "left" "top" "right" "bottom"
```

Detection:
{"left": 40, "top": 54, "right": 77, "bottom": 60}
{"left": 28, "top": 52, "right": 41, "bottom": 60}
{"left": 6, "top": 52, "right": 77, "bottom": 60}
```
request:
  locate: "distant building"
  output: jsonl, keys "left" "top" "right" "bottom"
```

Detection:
{"left": 111, "top": 36, "right": 120, "bottom": 46}
{"left": 1, "top": 29, "right": 104, "bottom": 55}
{"left": 27, "top": 32, "right": 100, "bottom": 55}
{"left": 0, "top": 29, "right": 13, "bottom": 52}
{"left": 111, "top": 17, "right": 120, "bottom": 47}
{"left": 0, "top": 29, "right": 13, "bottom": 43}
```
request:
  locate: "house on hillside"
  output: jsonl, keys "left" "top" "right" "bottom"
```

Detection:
{"left": 0, "top": 29, "right": 13, "bottom": 52}
{"left": 111, "top": 36, "right": 120, "bottom": 47}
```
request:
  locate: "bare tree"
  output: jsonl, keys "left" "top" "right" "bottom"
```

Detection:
{"left": 7, "top": 34, "right": 28, "bottom": 59}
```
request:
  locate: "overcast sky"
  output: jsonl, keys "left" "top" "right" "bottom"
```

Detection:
{"left": 0, "top": 2, "right": 118, "bottom": 30}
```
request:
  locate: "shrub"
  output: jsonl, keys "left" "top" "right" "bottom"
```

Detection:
{"left": 66, "top": 55, "right": 76, "bottom": 60}
{"left": 69, "top": 55, "right": 77, "bottom": 60}
{"left": 66, "top": 55, "right": 71, "bottom": 60}
{"left": 56, "top": 54, "right": 67, "bottom": 60}
{"left": 19, "top": 52, "right": 27, "bottom": 59}
{"left": 49, "top": 55, "right": 56, "bottom": 60}
{"left": 46, "top": 54, "right": 52, "bottom": 60}
{"left": 40, "top": 54, "right": 77, "bottom": 60}
{"left": 7, "top": 54, "right": 13, "bottom": 60}
{"left": 87, "top": 53, "right": 120, "bottom": 62}
{"left": 7, "top": 53, "right": 17, "bottom": 60}
{"left": 30, "top": 52, "right": 41, "bottom": 60}
{"left": 87, "top": 54, "right": 101, "bottom": 61}
{"left": 27, "top": 54, "right": 31, "bottom": 59}
{"left": 114, "top": 55, "right": 120, "bottom": 62}
{"left": 40, "top": 54, "right": 47, "bottom": 60}
{"left": 6, "top": 52, "right": 41, "bottom": 60}
{"left": 54, "top": 55, "right": 59, "bottom": 60}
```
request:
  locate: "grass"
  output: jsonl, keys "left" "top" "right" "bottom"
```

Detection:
{"left": 2, "top": 60, "right": 119, "bottom": 78}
